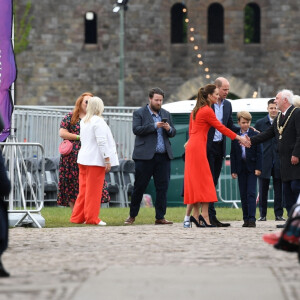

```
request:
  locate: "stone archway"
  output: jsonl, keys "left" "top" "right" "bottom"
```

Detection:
{"left": 166, "top": 74, "right": 255, "bottom": 103}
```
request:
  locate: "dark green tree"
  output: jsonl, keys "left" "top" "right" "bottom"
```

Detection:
{"left": 13, "top": 1, "right": 33, "bottom": 55}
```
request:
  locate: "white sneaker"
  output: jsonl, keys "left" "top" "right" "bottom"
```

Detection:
{"left": 98, "top": 220, "right": 107, "bottom": 226}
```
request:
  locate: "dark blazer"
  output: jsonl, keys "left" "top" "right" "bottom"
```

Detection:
{"left": 254, "top": 115, "right": 281, "bottom": 179}
{"left": 207, "top": 99, "right": 237, "bottom": 157}
{"left": 251, "top": 106, "right": 300, "bottom": 182}
{"left": 230, "top": 128, "right": 262, "bottom": 174}
{"left": 132, "top": 105, "right": 176, "bottom": 160}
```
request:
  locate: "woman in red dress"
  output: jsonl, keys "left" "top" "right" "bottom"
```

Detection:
{"left": 183, "top": 84, "right": 247, "bottom": 227}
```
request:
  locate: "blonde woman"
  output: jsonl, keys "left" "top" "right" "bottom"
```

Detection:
{"left": 70, "top": 97, "right": 119, "bottom": 225}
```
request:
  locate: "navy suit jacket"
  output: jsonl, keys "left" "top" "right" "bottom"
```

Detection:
{"left": 230, "top": 128, "right": 262, "bottom": 174}
{"left": 132, "top": 105, "right": 176, "bottom": 160}
{"left": 207, "top": 99, "right": 237, "bottom": 157}
{"left": 254, "top": 115, "right": 281, "bottom": 179}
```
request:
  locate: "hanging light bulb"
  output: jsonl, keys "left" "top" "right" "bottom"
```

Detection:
{"left": 194, "top": 45, "right": 198, "bottom": 50}
{"left": 185, "top": 18, "right": 189, "bottom": 23}
{"left": 199, "top": 61, "right": 203, "bottom": 65}
{"left": 190, "top": 27, "right": 194, "bottom": 32}
{"left": 190, "top": 37, "right": 194, "bottom": 42}
{"left": 197, "top": 54, "right": 201, "bottom": 58}
{"left": 183, "top": 8, "right": 187, "bottom": 13}
{"left": 206, "top": 75, "right": 210, "bottom": 79}
{"left": 205, "top": 68, "right": 209, "bottom": 72}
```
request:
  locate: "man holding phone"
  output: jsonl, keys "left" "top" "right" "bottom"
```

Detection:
{"left": 124, "top": 87, "right": 176, "bottom": 225}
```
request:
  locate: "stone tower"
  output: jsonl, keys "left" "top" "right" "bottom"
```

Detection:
{"left": 15, "top": 0, "right": 300, "bottom": 106}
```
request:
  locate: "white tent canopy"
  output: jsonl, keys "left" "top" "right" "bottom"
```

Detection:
{"left": 163, "top": 98, "right": 272, "bottom": 114}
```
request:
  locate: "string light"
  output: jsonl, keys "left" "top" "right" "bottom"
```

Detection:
{"left": 184, "top": 7, "right": 212, "bottom": 80}
{"left": 253, "top": 91, "right": 258, "bottom": 98}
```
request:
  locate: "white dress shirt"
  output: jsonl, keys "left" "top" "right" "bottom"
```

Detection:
{"left": 77, "top": 115, "right": 119, "bottom": 167}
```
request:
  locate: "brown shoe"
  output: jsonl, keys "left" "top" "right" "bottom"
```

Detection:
{"left": 155, "top": 219, "right": 173, "bottom": 225}
{"left": 124, "top": 216, "right": 135, "bottom": 225}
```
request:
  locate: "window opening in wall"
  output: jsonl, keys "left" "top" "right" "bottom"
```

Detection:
{"left": 207, "top": 3, "right": 224, "bottom": 43}
{"left": 244, "top": 3, "right": 260, "bottom": 43}
{"left": 171, "top": 3, "right": 188, "bottom": 44}
{"left": 85, "top": 11, "right": 97, "bottom": 44}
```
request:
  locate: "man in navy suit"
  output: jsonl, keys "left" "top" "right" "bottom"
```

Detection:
{"left": 124, "top": 87, "right": 176, "bottom": 225}
{"left": 231, "top": 111, "right": 262, "bottom": 227}
{"left": 207, "top": 77, "right": 237, "bottom": 227}
{"left": 254, "top": 99, "right": 285, "bottom": 221}
{"left": 0, "top": 114, "right": 11, "bottom": 277}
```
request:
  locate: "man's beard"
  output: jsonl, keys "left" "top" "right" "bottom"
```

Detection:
{"left": 150, "top": 104, "right": 160, "bottom": 112}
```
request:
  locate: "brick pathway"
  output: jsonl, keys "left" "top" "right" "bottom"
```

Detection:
{"left": 0, "top": 221, "right": 299, "bottom": 300}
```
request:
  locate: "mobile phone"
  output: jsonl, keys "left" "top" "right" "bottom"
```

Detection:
{"left": 162, "top": 118, "right": 168, "bottom": 123}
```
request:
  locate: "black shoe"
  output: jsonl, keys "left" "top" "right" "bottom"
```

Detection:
{"left": 210, "top": 216, "right": 230, "bottom": 227}
{"left": 276, "top": 223, "right": 286, "bottom": 229}
{"left": 275, "top": 216, "right": 286, "bottom": 221}
{"left": 0, "top": 260, "right": 10, "bottom": 277}
{"left": 258, "top": 216, "right": 266, "bottom": 221}
{"left": 248, "top": 221, "right": 256, "bottom": 227}
{"left": 190, "top": 216, "right": 205, "bottom": 228}
{"left": 199, "top": 215, "right": 216, "bottom": 227}
{"left": 242, "top": 221, "right": 249, "bottom": 227}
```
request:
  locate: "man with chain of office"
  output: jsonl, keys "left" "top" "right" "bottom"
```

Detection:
{"left": 249, "top": 89, "right": 300, "bottom": 228}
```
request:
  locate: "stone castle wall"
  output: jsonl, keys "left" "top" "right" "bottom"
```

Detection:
{"left": 15, "top": 0, "right": 300, "bottom": 106}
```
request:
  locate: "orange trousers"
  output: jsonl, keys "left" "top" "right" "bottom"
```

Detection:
{"left": 70, "top": 164, "right": 105, "bottom": 225}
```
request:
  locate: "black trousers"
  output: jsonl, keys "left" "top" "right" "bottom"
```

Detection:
{"left": 283, "top": 179, "right": 300, "bottom": 216}
{"left": 258, "top": 171, "right": 283, "bottom": 218}
{"left": 0, "top": 198, "right": 8, "bottom": 256}
{"left": 130, "top": 153, "right": 171, "bottom": 220}
{"left": 0, "top": 150, "right": 10, "bottom": 256}
{"left": 207, "top": 142, "right": 224, "bottom": 217}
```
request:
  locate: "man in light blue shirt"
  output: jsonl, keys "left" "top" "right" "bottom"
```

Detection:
{"left": 207, "top": 77, "right": 237, "bottom": 227}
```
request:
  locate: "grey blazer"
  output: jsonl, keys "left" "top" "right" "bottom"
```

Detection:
{"left": 132, "top": 105, "right": 176, "bottom": 160}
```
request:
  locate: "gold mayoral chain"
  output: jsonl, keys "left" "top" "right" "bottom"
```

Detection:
{"left": 277, "top": 107, "right": 297, "bottom": 139}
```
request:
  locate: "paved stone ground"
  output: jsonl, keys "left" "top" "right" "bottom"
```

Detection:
{"left": 0, "top": 221, "right": 299, "bottom": 300}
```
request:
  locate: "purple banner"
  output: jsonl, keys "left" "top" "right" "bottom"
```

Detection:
{"left": 0, "top": 0, "right": 16, "bottom": 141}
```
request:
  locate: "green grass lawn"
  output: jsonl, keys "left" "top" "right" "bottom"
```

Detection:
{"left": 40, "top": 206, "right": 287, "bottom": 228}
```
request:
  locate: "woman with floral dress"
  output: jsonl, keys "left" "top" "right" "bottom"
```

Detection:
{"left": 57, "top": 92, "right": 110, "bottom": 209}
{"left": 57, "top": 92, "right": 93, "bottom": 209}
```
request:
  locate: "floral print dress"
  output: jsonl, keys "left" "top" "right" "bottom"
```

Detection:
{"left": 57, "top": 112, "right": 110, "bottom": 206}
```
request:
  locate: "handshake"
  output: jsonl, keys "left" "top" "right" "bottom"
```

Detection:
{"left": 237, "top": 135, "right": 251, "bottom": 148}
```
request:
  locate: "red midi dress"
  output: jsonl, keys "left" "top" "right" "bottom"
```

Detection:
{"left": 184, "top": 105, "right": 236, "bottom": 204}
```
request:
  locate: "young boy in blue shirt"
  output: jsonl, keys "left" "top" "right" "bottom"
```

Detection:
{"left": 230, "top": 111, "right": 262, "bottom": 227}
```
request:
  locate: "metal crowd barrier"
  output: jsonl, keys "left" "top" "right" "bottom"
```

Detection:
{"left": 218, "top": 155, "right": 274, "bottom": 208}
{"left": 14, "top": 106, "right": 138, "bottom": 159}
{"left": 0, "top": 142, "right": 45, "bottom": 228}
